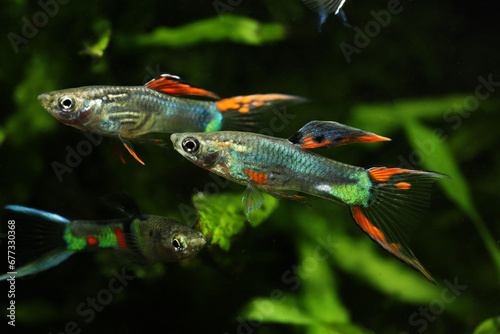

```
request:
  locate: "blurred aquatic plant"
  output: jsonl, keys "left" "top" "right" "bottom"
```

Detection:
{"left": 349, "top": 96, "right": 500, "bottom": 282}
{"left": 2, "top": 2, "right": 499, "bottom": 333}
{"left": 473, "top": 316, "right": 500, "bottom": 334}
{"left": 115, "top": 15, "right": 285, "bottom": 48}
{"left": 193, "top": 192, "right": 279, "bottom": 251}
{"left": 2, "top": 54, "right": 59, "bottom": 147}
{"left": 79, "top": 19, "right": 112, "bottom": 60}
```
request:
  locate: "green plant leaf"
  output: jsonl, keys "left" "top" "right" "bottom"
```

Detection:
{"left": 404, "top": 119, "right": 500, "bottom": 280}
{"left": 4, "top": 55, "right": 58, "bottom": 146}
{"left": 473, "top": 317, "right": 500, "bottom": 334}
{"left": 241, "top": 295, "right": 318, "bottom": 325}
{"left": 193, "top": 192, "right": 279, "bottom": 251}
{"left": 349, "top": 95, "right": 468, "bottom": 136}
{"left": 238, "top": 206, "right": 373, "bottom": 333}
{"left": 79, "top": 19, "right": 112, "bottom": 59}
{"left": 116, "top": 15, "right": 285, "bottom": 48}
{"left": 296, "top": 236, "right": 349, "bottom": 324}
{"left": 293, "top": 208, "right": 442, "bottom": 304}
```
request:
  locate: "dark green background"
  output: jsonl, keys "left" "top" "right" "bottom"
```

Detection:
{"left": 1, "top": 0, "right": 499, "bottom": 333}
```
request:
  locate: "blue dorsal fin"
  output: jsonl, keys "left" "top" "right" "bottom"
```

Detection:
{"left": 288, "top": 120, "right": 391, "bottom": 149}
{"left": 5, "top": 205, "right": 70, "bottom": 223}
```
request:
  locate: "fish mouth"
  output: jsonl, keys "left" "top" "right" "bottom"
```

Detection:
{"left": 37, "top": 93, "right": 52, "bottom": 110}
{"left": 170, "top": 133, "right": 183, "bottom": 152}
{"left": 191, "top": 233, "right": 207, "bottom": 251}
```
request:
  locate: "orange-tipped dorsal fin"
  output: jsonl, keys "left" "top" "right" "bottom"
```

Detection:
{"left": 288, "top": 120, "right": 390, "bottom": 149}
{"left": 145, "top": 74, "right": 220, "bottom": 99}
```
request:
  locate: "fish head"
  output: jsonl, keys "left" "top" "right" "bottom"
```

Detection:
{"left": 38, "top": 87, "right": 102, "bottom": 131}
{"left": 171, "top": 132, "right": 235, "bottom": 173}
{"left": 158, "top": 221, "right": 206, "bottom": 261}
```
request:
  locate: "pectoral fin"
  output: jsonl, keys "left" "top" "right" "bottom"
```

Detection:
{"left": 242, "top": 185, "right": 264, "bottom": 222}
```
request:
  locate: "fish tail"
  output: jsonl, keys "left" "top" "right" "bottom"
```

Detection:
{"left": 349, "top": 167, "right": 448, "bottom": 283}
{"left": 214, "top": 94, "right": 306, "bottom": 131}
{"left": 0, "top": 205, "right": 73, "bottom": 280}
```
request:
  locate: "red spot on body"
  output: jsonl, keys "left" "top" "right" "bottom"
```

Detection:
{"left": 395, "top": 182, "right": 411, "bottom": 189}
{"left": 115, "top": 227, "right": 127, "bottom": 249}
{"left": 87, "top": 236, "right": 98, "bottom": 246}
{"left": 244, "top": 169, "right": 268, "bottom": 185}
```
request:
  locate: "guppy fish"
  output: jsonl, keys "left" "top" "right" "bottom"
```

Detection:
{"left": 302, "top": 0, "right": 350, "bottom": 30}
{"left": 0, "top": 199, "right": 206, "bottom": 280}
{"left": 38, "top": 74, "right": 304, "bottom": 165}
{"left": 171, "top": 120, "right": 447, "bottom": 283}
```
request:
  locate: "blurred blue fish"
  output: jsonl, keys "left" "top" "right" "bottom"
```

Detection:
{"left": 302, "top": 0, "right": 351, "bottom": 31}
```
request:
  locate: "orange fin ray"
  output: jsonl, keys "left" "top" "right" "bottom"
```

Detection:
{"left": 110, "top": 142, "right": 127, "bottom": 164}
{"left": 216, "top": 94, "right": 306, "bottom": 115}
{"left": 119, "top": 136, "right": 145, "bottom": 165}
{"left": 346, "top": 168, "right": 448, "bottom": 283}
{"left": 215, "top": 94, "right": 306, "bottom": 132}
{"left": 288, "top": 120, "right": 390, "bottom": 149}
{"left": 145, "top": 74, "right": 220, "bottom": 99}
{"left": 350, "top": 206, "right": 436, "bottom": 284}
{"left": 269, "top": 191, "right": 311, "bottom": 206}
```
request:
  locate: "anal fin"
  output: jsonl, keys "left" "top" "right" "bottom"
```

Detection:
{"left": 269, "top": 190, "right": 311, "bottom": 206}
{"left": 119, "top": 136, "right": 145, "bottom": 165}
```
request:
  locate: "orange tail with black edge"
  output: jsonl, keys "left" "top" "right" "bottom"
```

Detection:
{"left": 350, "top": 167, "right": 448, "bottom": 284}
{"left": 215, "top": 94, "right": 306, "bottom": 130}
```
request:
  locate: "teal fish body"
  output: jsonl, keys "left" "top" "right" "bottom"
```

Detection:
{"left": 171, "top": 131, "right": 371, "bottom": 206}
{"left": 38, "top": 74, "right": 305, "bottom": 164}
{"left": 171, "top": 121, "right": 448, "bottom": 283}
{"left": 38, "top": 85, "right": 220, "bottom": 138}
{"left": 0, "top": 205, "right": 206, "bottom": 280}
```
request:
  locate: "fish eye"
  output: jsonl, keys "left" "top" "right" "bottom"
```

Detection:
{"left": 58, "top": 96, "right": 76, "bottom": 112}
{"left": 182, "top": 137, "right": 200, "bottom": 153}
{"left": 172, "top": 237, "right": 185, "bottom": 252}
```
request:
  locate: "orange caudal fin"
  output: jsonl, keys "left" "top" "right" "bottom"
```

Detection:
{"left": 350, "top": 206, "right": 436, "bottom": 284}
{"left": 215, "top": 94, "right": 306, "bottom": 131}
{"left": 145, "top": 74, "right": 220, "bottom": 99}
{"left": 288, "top": 120, "right": 390, "bottom": 149}
{"left": 349, "top": 167, "right": 449, "bottom": 283}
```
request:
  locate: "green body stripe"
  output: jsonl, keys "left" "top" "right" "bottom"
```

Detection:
{"left": 328, "top": 172, "right": 372, "bottom": 206}
{"left": 63, "top": 222, "right": 127, "bottom": 251}
{"left": 204, "top": 112, "right": 223, "bottom": 132}
{"left": 63, "top": 226, "right": 86, "bottom": 251}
